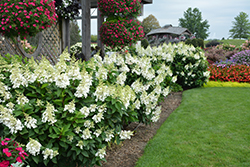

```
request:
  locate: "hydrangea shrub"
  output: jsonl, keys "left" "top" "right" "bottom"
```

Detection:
{"left": 134, "top": 42, "right": 210, "bottom": 89}
{"left": 0, "top": 46, "right": 174, "bottom": 166}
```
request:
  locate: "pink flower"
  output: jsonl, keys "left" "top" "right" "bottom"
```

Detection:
{"left": 3, "top": 148, "right": 12, "bottom": 157}
{"left": 1, "top": 141, "right": 8, "bottom": 146}
{"left": 33, "top": 24, "right": 36, "bottom": 27}
{"left": 0, "top": 160, "right": 10, "bottom": 167}
{"left": 26, "top": 15, "right": 30, "bottom": 19}
{"left": 16, "top": 156, "right": 22, "bottom": 163}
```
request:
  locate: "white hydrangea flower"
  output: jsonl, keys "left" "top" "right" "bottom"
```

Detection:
{"left": 162, "top": 86, "right": 171, "bottom": 97}
{"left": 81, "top": 128, "right": 92, "bottom": 140}
{"left": 74, "top": 74, "right": 92, "bottom": 98}
{"left": 171, "top": 76, "right": 177, "bottom": 83}
{"left": 26, "top": 138, "right": 42, "bottom": 156}
{"left": 116, "top": 72, "right": 127, "bottom": 85}
{"left": 16, "top": 94, "right": 29, "bottom": 105}
{"left": 84, "top": 120, "right": 94, "bottom": 128}
{"left": 94, "top": 129, "right": 102, "bottom": 137}
{"left": 55, "top": 73, "right": 70, "bottom": 89}
{"left": 92, "top": 112, "right": 104, "bottom": 123}
{"left": 119, "top": 130, "right": 134, "bottom": 140}
{"left": 194, "top": 53, "right": 200, "bottom": 59}
{"left": 76, "top": 140, "right": 84, "bottom": 149}
{"left": 154, "top": 85, "right": 162, "bottom": 95}
{"left": 42, "top": 102, "right": 57, "bottom": 125}
{"left": 133, "top": 99, "right": 141, "bottom": 109}
{"left": 95, "top": 147, "right": 106, "bottom": 159}
{"left": 94, "top": 84, "right": 109, "bottom": 102}
{"left": 96, "top": 66, "right": 108, "bottom": 80}
{"left": 80, "top": 106, "right": 90, "bottom": 118}
{"left": 203, "top": 71, "right": 210, "bottom": 77}
{"left": 42, "top": 148, "right": 58, "bottom": 160}
{"left": 104, "top": 129, "right": 114, "bottom": 142}
{"left": 131, "top": 79, "right": 144, "bottom": 93}
{"left": 67, "top": 65, "right": 82, "bottom": 81}
{"left": 0, "top": 106, "right": 23, "bottom": 134}
{"left": 64, "top": 100, "right": 75, "bottom": 113}
{"left": 74, "top": 127, "right": 82, "bottom": 134}
{"left": 119, "top": 63, "right": 130, "bottom": 73}
{"left": 24, "top": 113, "right": 37, "bottom": 129}
{"left": 10, "top": 66, "right": 28, "bottom": 88}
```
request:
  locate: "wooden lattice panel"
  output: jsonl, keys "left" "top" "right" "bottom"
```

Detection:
{"left": 0, "top": 22, "right": 61, "bottom": 65}
{"left": 39, "top": 23, "right": 61, "bottom": 65}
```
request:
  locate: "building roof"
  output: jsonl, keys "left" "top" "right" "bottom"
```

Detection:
{"left": 147, "top": 24, "right": 192, "bottom": 36}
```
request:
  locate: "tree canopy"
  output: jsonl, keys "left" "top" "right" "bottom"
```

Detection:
{"left": 179, "top": 7, "right": 210, "bottom": 40}
{"left": 70, "top": 20, "right": 81, "bottom": 46}
{"left": 142, "top": 14, "right": 161, "bottom": 35}
{"left": 229, "top": 12, "right": 250, "bottom": 39}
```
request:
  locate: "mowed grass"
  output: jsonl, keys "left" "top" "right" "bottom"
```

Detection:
{"left": 204, "top": 39, "right": 246, "bottom": 47}
{"left": 136, "top": 87, "right": 250, "bottom": 167}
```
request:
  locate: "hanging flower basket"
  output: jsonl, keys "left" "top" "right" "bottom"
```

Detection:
{"left": 100, "top": 19, "right": 144, "bottom": 49}
{"left": 98, "top": 0, "right": 142, "bottom": 18}
{"left": 0, "top": 0, "right": 58, "bottom": 40}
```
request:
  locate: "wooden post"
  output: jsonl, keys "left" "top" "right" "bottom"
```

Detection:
{"left": 97, "top": 7, "right": 104, "bottom": 58}
{"left": 139, "top": 3, "right": 144, "bottom": 16}
{"left": 61, "top": 18, "right": 70, "bottom": 52}
{"left": 81, "top": 0, "right": 91, "bottom": 61}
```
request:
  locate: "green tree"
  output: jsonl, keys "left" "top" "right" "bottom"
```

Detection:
{"left": 229, "top": 12, "right": 250, "bottom": 39}
{"left": 91, "top": 35, "right": 97, "bottom": 43}
{"left": 70, "top": 20, "right": 81, "bottom": 46}
{"left": 179, "top": 7, "right": 210, "bottom": 39}
{"left": 142, "top": 14, "right": 161, "bottom": 35}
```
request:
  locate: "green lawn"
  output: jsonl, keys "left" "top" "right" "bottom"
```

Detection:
{"left": 136, "top": 87, "right": 250, "bottom": 167}
{"left": 204, "top": 39, "right": 246, "bottom": 47}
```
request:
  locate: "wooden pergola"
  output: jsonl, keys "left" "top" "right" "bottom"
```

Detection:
{"left": 80, "top": 0, "right": 153, "bottom": 60}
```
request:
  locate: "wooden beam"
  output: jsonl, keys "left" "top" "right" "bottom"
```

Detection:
{"left": 81, "top": 0, "right": 91, "bottom": 61}
{"left": 97, "top": 8, "right": 104, "bottom": 58}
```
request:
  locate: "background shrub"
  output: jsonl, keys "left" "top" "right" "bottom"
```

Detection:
{"left": 141, "top": 38, "right": 149, "bottom": 49}
{"left": 205, "top": 40, "right": 222, "bottom": 48}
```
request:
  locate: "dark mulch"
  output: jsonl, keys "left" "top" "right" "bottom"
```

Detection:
{"left": 95, "top": 92, "right": 183, "bottom": 167}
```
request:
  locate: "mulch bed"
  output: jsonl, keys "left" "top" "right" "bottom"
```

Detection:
{"left": 95, "top": 92, "right": 183, "bottom": 167}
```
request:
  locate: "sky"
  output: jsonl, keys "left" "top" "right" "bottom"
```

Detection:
{"left": 77, "top": 0, "right": 250, "bottom": 40}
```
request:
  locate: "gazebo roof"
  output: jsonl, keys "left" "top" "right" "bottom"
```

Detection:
{"left": 90, "top": 0, "right": 152, "bottom": 8}
{"left": 147, "top": 24, "right": 192, "bottom": 36}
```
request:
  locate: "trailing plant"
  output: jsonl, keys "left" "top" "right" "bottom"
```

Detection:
{"left": 99, "top": 18, "right": 144, "bottom": 49}
{"left": 97, "top": 0, "right": 142, "bottom": 18}
{"left": 98, "top": 0, "right": 144, "bottom": 49}
{"left": 0, "top": 0, "right": 57, "bottom": 40}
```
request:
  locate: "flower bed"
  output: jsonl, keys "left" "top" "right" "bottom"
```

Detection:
{"left": 0, "top": 42, "right": 210, "bottom": 166}
{"left": 208, "top": 64, "right": 250, "bottom": 83}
